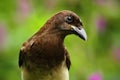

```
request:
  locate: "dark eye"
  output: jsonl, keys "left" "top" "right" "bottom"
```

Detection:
{"left": 66, "top": 16, "right": 74, "bottom": 23}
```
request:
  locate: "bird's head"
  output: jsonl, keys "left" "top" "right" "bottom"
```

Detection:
{"left": 43, "top": 10, "right": 87, "bottom": 41}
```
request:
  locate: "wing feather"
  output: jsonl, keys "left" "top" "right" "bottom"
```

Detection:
{"left": 19, "top": 49, "right": 25, "bottom": 67}
{"left": 65, "top": 48, "right": 71, "bottom": 70}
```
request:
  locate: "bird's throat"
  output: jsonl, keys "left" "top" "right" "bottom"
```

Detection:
{"left": 22, "top": 60, "right": 69, "bottom": 80}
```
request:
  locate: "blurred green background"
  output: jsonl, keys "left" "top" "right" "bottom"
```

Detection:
{"left": 0, "top": 0, "right": 120, "bottom": 80}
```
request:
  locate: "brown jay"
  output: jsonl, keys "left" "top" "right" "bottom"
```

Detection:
{"left": 19, "top": 10, "right": 87, "bottom": 80}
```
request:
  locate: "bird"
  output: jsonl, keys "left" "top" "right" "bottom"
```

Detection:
{"left": 19, "top": 10, "right": 87, "bottom": 80}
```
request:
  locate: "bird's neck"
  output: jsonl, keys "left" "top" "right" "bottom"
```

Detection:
{"left": 40, "top": 31, "right": 65, "bottom": 57}
{"left": 40, "top": 28, "right": 65, "bottom": 45}
{"left": 32, "top": 30, "right": 67, "bottom": 67}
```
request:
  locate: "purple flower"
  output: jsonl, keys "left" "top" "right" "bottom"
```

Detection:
{"left": 17, "top": 0, "right": 32, "bottom": 20}
{"left": 112, "top": 46, "right": 120, "bottom": 62}
{"left": 88, "top": 72, "right": 103, "bottom": 80}
{"left": 95, "top": 15, "right": 107, "bottom": 33}
{"left": 94, "top": 0, "right": 105, "bottom": 5}
{"left": 0, "top": 23, "right": 7, "bottom": 50}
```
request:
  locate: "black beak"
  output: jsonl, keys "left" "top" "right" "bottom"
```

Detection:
{"left": 71, "top": 25, "right": 87, "bottom": 41}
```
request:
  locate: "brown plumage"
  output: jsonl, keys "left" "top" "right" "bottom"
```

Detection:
{"left": 19, "top": 10, "right": 87, "bottom": 80}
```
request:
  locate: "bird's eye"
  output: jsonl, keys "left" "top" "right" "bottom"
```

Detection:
{"left": 66, "top": 16, "right": 74, "bottom": 23}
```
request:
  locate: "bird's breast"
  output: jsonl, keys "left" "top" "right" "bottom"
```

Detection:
{"left": 21, "top": 60, "right": 69, "bottom": 80}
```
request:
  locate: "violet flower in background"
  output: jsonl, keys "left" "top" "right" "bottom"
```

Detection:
{"left": 0, "top": 23, "right": 7, "bottom": 51}
{"left": 44, "top": 0, "right": 57, "bottom": 10}
{"left": 95, "top": 15, "right": 107, "bottom": 33}
{"left": 17, "top": 0, "right": 32, "bottom": 20}
{"left": 111, "top": 46, "right": 120, "bottom": 62}
{"left": 94, "top": 0, "right": 105, "bottom": 5}
{"left": 88, "top": 72, "right": 103, "bottom": 80}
